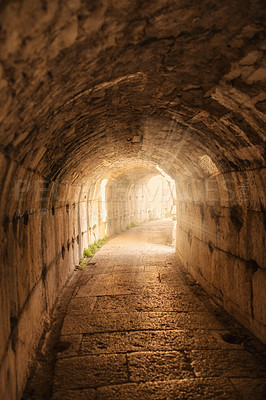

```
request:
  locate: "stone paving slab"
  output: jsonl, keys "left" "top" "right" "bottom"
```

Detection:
{"left": 127, "top": 351, "right": 194, "bottom": 382}
{"left": 81, "top": 331, "right": 180, "bottom": 355}
{"left": 79, "top": 265, "right": 115, "bottom": 277}
{"left": 80, "top": 328, "right": 240, "bottom": 353}
{"left": 74, "top": 280, "right": 198, "bottom": 298}
{"left": 105, "top": 271, "right": 169, "bottom": 286}
{"left": 229, "top": 378, "right": 266, "bottom": 400}
{"left": 190, "top": 349, "right": 266, "bottom": 378}
{"left": 66, "top": 296, "right": 97, "bottom": 315}
{"left": 112, "top": 265, "right": 146, "bottom": 273}
{"left": 143, "top": 254, "right": 176, "bottom": 265}
{"left": 74, "top": 275, "right": 135, "bottom": 297}
{"left": 52, "top": 389, "right": 96, "bottom": 400}
{"left": 61, "top": 311, "right": 229, "bottom": 337}
{"left": 56, "top": 334, "right": 82, "bottom": 359}
{"left": 92, "top": 293, "right": 209, "bottom": 313}
{"left": 96, "top": 378, "right": 240, "bottom": 400}
{"left": 53, "top": 354, "right": 128, "bottom": 391}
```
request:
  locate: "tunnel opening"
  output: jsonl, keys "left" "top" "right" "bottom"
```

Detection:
{"left": 98, "top": 164, "right": 177, "bottom": 243}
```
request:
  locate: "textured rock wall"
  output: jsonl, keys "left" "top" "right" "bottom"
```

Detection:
{"left": 175, "top": 169, "right": 266, "bottom": 344}
{"left": 0, "top": 160, "right": 157, "bottom": 399}
{"left": 0, "top": 0, "right": 265, "bottom": 398}
{"left": 0, "top": 155, "right": 94, "bottom": 399}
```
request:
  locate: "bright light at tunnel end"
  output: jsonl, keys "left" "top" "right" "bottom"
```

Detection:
{"left": 156, "top": 165, "right": 175, "bottom": 184}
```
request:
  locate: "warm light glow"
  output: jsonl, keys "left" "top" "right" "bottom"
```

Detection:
{"left": 100, "top": 179, "right": 108, "bottom": 222}
{"left": 144, "top": 174, "right": 176, "bottom": 219}
{"left": 146, "top": 175, "right": 165, "bottom": 202}
{"left": 156, "top": 165, "right": 175, "bottom": 184}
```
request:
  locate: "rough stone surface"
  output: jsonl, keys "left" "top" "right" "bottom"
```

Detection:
{"left": 22, "top": 221, "right": 266, "bottom": 400}
{"left": 0, "top": 1, "right": 265, "bottom": 398}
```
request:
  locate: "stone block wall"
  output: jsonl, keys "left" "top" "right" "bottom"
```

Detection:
{"left": 0, "top": 0, "right": 266, "bottom": 398}
{"left": 0, "top": 156, "right": 107, "bottom": 399}
{"left": 175, "top": 170, "right": 266, "bottom": 343}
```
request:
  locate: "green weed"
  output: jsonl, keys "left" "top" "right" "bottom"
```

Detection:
{"left": 84, "top": 248, "right": 93, "bottom": 258}
{"left": 83, "top": 236, "right": 108, "bottom": 259}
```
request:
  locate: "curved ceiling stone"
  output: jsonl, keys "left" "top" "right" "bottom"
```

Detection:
{"left": 0, "top": 5, "right": 266, "bottom": 396}
{"left": 0, "top": 0, "right": 265, "bottom": 183}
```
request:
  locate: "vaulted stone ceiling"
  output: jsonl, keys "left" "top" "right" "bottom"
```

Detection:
{"left": 1, "top": 4, "right": 266, "bottom": 398}
{"left": 0, "top": 0, "right": 265, "bottom": 184}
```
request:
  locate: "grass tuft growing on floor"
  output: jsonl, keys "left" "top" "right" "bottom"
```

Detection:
{"left": 126, "top": 221, "right": 141, "bottom": 230}
{"left": 83, "top": 236, "right": 109, "bottom": 261}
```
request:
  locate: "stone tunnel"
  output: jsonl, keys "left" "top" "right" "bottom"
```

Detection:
{"left": 0, "top": 0, "right": 265, "bottom": 399}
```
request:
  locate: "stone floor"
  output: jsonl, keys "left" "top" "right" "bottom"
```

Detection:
{"left": 23, "top": 219, "right": 266, "bottom": 400}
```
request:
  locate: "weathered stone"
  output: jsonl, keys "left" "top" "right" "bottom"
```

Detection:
{"left": 252, "top": 269, "right": 266, "bottom": 326}
{"left": 229, "top": 378, "right": 266, "bottom": 400}
{"left": 0, "top": 0, "right": 266, "bottom": 397}
{"left": 53, "top": 354, "right": 128, "bottom": 391}
{"left": 22, "top": 223, "right": 266, "bottom": 400}
{"left": 247, "top": 68, "right": 266, "bottom": 84}
{"left": 127, "top": 351, "right": 194, "bottom": 382}
{"left": 190, "top": 349, "right": 266, "bottom": 378}
{"left": 97, "top": 378, "right": 240, "bottom": 400}
{"left": 0, "top": 342, "right": 17, "bottom": 400}
{"left": 52, "top": 388, "right": 96, "bottom": 400}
